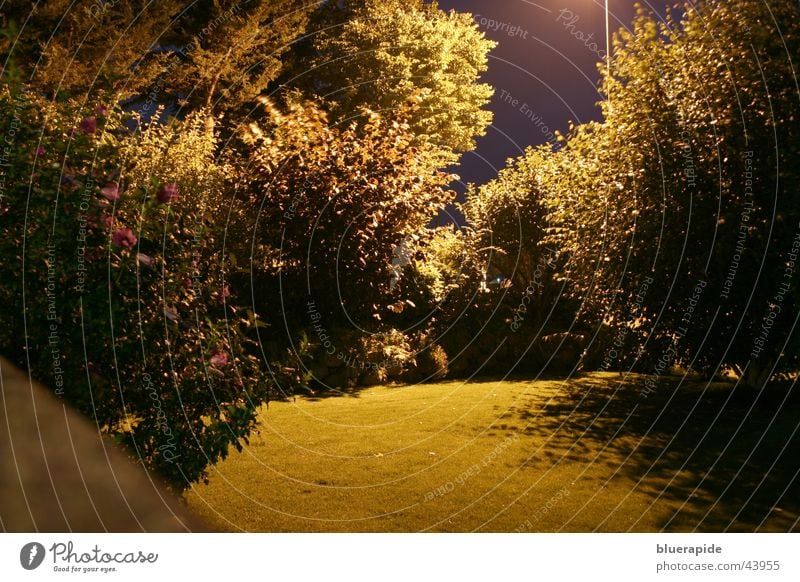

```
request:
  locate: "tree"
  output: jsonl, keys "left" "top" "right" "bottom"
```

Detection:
{"left": 425, "top": 153, "right": 585, "bottom": 377}
{"left": 1, "top": 1, "right": 182, "bottom": 100}
{"left": 463, "top": 153, "right": 559, "bottom": 294}
{"left": 162, "top": 0, "right": 312, "bottom": 117}
{"left": 283, "top": 0, "right": 496, "bottom": 166}
{"left": 1, "top": 1, "right": 312, "bottom": 122}
{"left": 230, "top": 98, "right": 455, "bottom": 337}
{"left": 538, "top": 0, "right": 800, "bottom": 385}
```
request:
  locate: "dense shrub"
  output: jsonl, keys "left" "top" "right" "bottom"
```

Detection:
{"left": 221, "top": 98, "right": 456, "bottom": 386}
{"left": 403, "top": 335, "right": 449, "bottom": 383}
{"left": 233, "top": 99, "right": 454, "bottom": 327}
{"left": 0, "top": 88, "right": 296, "bottom": 488}
{"left": 303, "top": 324, "right": 450, "bottom": 388}
{"left": 539, "top": 0, "right": 800, "bottom": 384}
{"left": 405, "top": 187, "right": 583, "bottom": 378}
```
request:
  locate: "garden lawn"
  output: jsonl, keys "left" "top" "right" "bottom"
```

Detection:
{"left": 185, "top": 372, "right": 800, "bottom": 532}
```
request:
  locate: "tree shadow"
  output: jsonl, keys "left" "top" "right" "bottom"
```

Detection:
{"left": 277, "top": 383, "right": 365, "bottom": 402}
{"left": 287, "top": 379, "right": 421, "bottom": 401}
{"left": 509, "top": 373, "right": 800, "bottom": 531}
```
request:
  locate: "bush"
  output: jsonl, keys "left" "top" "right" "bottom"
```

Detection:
{"left": 0, "top": 87, "right": 297, "bottom": 489}
{"left": 304, "top": 327, "right": 440, "bottom": 389}
{"left": 232, "top": 98, "right": 454, "bottom": 334}
{"left": 403, "top": 336, "right": 449, "bottom": 383}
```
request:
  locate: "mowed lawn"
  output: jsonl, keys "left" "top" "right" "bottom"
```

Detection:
{"left": 185, "top": 372, "right": 800, "bottom": 532}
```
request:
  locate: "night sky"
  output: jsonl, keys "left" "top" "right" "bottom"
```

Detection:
{"left": 437, "top": 1, "right": 670, "bottom": 194}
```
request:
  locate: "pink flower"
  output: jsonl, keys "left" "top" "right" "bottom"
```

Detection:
{"left": 111, "top": 228, "right": 137, "bottom": 248}
{"left": 156, "top": 182, "right": 179, "bottom": 204}
{"left": 100, "top": 213, "right": 114, "bottom": 229}
{"left": 94, "top": 104, "right": 109, "bottom": 116}
{"left": 137, "top": 253, "right": 154, "bottom": 268}
{"left": 217, "top": 284, "right": 231, "bottom": 303}
{"left": 34, "top": 146, "right": 46, "bottom": 157}
{"left": 164, "top": 306, "right": 179, "bottom": 321}
{"left": 210, "top": 348, "right": 229, "bottom": 367}
{"left": 79, "top": 116, "right": 97, "bottom": 134}
{"left": 100, "top": 182, "right": 119, "bottom": 201}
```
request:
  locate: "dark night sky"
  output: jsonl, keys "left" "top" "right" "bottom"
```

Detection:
{"left": 436, "top": 1, "right": 670, "bottom": 194}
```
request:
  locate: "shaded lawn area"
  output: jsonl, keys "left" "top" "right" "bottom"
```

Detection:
{"left": 184, "top": 372, "right": 800, "bottom": 532}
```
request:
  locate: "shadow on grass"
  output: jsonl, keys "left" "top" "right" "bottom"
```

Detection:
{"left": 279, "top": 383, "right": 366, "bottom": 402}
{"left": 293, "top": 369, "right": 577, "bottom": 402}
{"left": 508, "top": 373, "right": 800, "bottom": 531}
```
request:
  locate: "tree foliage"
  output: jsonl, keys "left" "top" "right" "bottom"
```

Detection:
{"left": 463, "top": 153, "right": 560, "bottom": 292}
{"left": 1, "top": 0, "right": 182, "bottom": 100}
{"left": 1, "top": 1, "right": 312, "bottom": 119}
{"left": 163, "top": 0, "right": 312, "bottom": 116}
{"left": 533, "top": 0, "right": 800, "bottom": 384}
{"left": 284, "top": 0, "right": 496, "bottom": 166}
{"left": 232, "top": 98, "right": 455, "bottom": 333}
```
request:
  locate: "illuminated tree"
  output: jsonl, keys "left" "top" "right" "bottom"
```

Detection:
{"left": 537, "top": 0, "right": 800, "bottom": 385}
{"left": 163, "top": 0, "right": 312, "bottom": 117}
{"left": 1, "top": 0, "right": 181, "bottom": 100}
{"left": 284, "top": 0, "right": 496, "bottom": 166}
{"left": 232, "top": 98, "right": 455, "bottom": 332}
{"left": 1, "top": 1, "right": 312, "bottom": 120}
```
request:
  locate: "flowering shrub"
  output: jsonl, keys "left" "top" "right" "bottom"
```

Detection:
{"left": 0, "top": 87, "right": 296, "bottom": 489}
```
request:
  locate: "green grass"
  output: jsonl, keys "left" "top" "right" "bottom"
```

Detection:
{"left": 185, "top": 372, "right": 800, "bottom": 532}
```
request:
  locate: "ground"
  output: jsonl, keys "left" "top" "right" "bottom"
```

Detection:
{"left": 185, "top": 372, "right": 800, "bottom": 532}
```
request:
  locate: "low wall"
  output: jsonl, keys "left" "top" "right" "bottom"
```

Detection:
{"left": 0, "top": 357, "right": 208, "bottom": 532}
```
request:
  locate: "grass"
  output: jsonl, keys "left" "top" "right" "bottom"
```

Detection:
{"left": 184, "top": 372, "right": 800, "bottom": 532}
